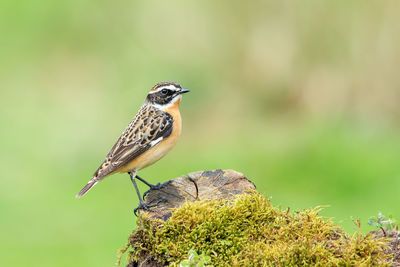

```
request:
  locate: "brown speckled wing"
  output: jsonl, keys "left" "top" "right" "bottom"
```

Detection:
{"left": 93, "top": 105, "right": 173, "bottom": 179}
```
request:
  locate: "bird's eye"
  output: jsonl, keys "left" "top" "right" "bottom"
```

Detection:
{"left": 161, "top": 89, "right": 168, "bottom": 95}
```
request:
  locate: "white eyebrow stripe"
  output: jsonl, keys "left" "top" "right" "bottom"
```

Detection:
{"left": 149, "top": 85, "right": 179, "bottom": 94}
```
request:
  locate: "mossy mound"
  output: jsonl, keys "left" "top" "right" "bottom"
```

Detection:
{"left": 122, "top": 192, "right": 392, "bottom": 266}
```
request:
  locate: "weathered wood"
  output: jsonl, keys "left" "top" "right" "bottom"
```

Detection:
{"left": 127, "top": 169, "right": 256, "bottom": 266}
{"left": 139, "top": 169, "right": 256, "bottom": 221}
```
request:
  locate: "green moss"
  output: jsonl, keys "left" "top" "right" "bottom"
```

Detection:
{"left": 123, "top": 192, "right": 392, "bottom": 266}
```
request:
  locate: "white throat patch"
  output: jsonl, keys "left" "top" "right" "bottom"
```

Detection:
{"left": 152, "top": 95, "right": 182, "bottom": 110}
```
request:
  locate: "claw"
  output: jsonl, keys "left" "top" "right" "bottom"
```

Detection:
{"left": 133, "top": 199, "right": 164, "bottom": 216}
{"left": 143, "top": 180, "right": 172, "bottom": 199}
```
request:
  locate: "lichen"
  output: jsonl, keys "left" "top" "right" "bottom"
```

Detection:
{"left": 122, "top": 192, "right": 393, "bottom": 266}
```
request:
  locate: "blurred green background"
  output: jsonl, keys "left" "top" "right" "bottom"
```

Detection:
{"left": 1, "top": 1, "right": 400, "bottom": 266}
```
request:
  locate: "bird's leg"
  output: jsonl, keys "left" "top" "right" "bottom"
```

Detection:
{"left": 135, "top": 175, "right": 171, "bottom": 199}
{"left": 134, "top": 175, "right": 157, "bottom": 188}
{"left": 129, "top": 172, "right": 161, "bottom": 216}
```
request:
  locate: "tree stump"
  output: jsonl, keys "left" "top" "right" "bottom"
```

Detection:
{"left": 126, "top": 169, "right": 256, "bottom": 267}
{"left": 138, "top": 169, "right": 256, "bottom": 221}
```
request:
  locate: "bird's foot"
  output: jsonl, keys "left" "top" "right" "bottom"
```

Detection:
{"left": 133, "top": 199, "right": 164, "bottom": 216}
{"left": 143, "top": 180, "right": 172, "bottom": 199}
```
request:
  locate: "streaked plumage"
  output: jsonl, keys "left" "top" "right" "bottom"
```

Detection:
{"left": 76, "top": 82, "right": 189, "bottom": 213}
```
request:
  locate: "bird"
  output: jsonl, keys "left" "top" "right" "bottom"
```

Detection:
{"left": 76, "top": 81, "right": 189, "bottom": 214}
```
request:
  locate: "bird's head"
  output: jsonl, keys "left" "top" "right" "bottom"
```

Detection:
{"left": 146, "top": 81, "right": 190, "bottom": 109}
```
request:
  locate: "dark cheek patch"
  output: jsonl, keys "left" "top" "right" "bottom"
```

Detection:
{"left": 147, "top": 92, "right": 174, "bottom": 105}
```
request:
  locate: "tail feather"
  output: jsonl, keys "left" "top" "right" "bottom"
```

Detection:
{"left": 76, "top": 179, "right": 98, "bottom": 198}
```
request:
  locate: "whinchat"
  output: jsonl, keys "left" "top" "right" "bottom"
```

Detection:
{"left": 76, "top": 81, "right": 189, "bottom": 214}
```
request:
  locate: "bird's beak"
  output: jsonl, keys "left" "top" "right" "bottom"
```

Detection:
{"left": 178, "top": 88, "right": 190, "bottom": 94}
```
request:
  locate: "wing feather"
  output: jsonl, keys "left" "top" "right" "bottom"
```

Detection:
{"left": 93, "top": 106, "right": 173, "bottom": 179}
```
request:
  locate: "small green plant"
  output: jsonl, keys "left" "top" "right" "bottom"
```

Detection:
{"left": 180, "top": 250, "right": 211, "bottom": 267}
{"left": 368, "top": 212, "right": 398, "bottom": 235}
